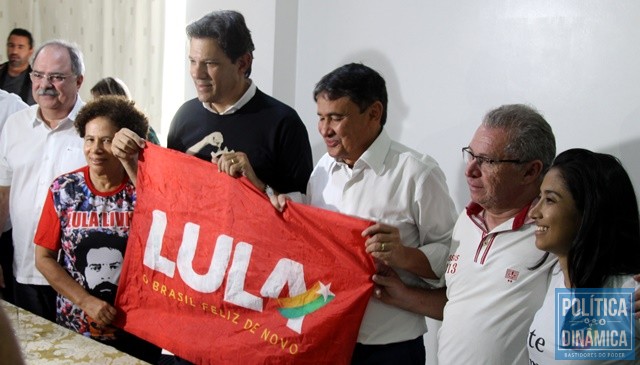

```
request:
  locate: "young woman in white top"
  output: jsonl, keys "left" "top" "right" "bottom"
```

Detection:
{"left": 528, "top": 148, "right": 640, "bottom": 364}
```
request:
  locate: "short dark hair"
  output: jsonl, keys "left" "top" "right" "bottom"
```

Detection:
{"left": 8, "top": 28, "right": 33, "bottom": 49}
{"left": 75, "top": 95, "right": 149, "bottom": 139}
{"left": 90, "top": 77, "right": 131, "bottom": 99}
{"left": 313, "top": 63, "right": 388, "bottom": 126}
{"left": 186, "top": 10, "right": 255, "bottom": 77}
{"left": 482, "top": 104, "right": 556, "bottom": 172}
{"left": 75, "top": 231, "right": 126, "bottom": 277}
{"left": 552, "top": 148, "right": 640, "bottom": 288}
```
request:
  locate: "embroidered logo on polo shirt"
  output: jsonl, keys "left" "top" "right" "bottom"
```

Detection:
{"left": 445, "top": 254, "right": 459, "bottom": 274}
{"left": 505, "top": 268, "right": 520, "bottom": 283}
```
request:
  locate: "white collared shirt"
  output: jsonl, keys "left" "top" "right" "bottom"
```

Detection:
{"left": 202, "top": 79, "right": 256, "bottom": 115}
{"left": 0, "top": 96, "right": 87, "bottom": 285}
{"left": 0, "top": 90, "right": 28, "bottom": 132}
{"left": 305, "top": 129, "right": 458, "bottom": 344}
{"left": 438, "top": 202, "right": 556, "bottom": 364}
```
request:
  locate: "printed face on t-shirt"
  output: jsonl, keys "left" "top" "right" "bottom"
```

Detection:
{"left": 84, "top": 247, "right": 123, "bottom": 301}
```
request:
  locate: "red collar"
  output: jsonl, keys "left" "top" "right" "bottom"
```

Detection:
{"left": 465, "top": 200, "right": 534, "bottom": 231}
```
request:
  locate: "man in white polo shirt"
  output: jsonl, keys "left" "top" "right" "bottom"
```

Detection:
{"left": 373, "top": 104, "right": 558, "bottom": 364}
{"left": 0, "top": 39, "right": 86, "bottom": 321}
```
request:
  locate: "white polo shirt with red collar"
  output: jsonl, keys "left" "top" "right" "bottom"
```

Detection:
{"left": 438, "top": 201, "right": 557, "bottom": 365}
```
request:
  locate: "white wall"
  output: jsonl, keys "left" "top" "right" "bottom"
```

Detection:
{"left": 294, "top": 0, "right": 640, "bottom": 213}
{"left": 292, "top": 3, "right": 640, "bottom": 365}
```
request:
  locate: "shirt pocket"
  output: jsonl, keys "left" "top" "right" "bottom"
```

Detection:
{"left": 59, "top": 145, "right": 86, "bottom": 174}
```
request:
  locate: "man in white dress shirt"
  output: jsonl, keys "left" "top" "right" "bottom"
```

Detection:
{"left": 373, "top": 104, "right": 559, "bottom": 364}
{"left": 271, "top": 63, "right": 458, "bottom": 365}
{"left": 0, "top": 40, "right": 87, "bottom": 321}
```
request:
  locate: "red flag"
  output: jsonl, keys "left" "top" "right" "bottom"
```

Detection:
{"left": 115, "top": 143, "right": 375, "bottom": 364}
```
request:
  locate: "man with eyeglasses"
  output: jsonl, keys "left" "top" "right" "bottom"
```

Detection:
{"left": 0, "top": 28, "right": 36, "bottom": 105}
{"left": 0, "top": 40, "right": 86, "bottom": 321}
{"left": 373, "top": 104, "right": 559, "bottom": 364}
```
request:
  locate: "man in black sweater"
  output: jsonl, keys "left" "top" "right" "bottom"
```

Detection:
{"left": 167, "top": 10, "right": 312, "bottom": 196}
{"left": 112, "top": 11, "right": 313, "bottom": 365}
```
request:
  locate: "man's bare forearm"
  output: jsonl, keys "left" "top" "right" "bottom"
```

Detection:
{"left": 372, "top": 270, "right": 448, "bottom": 320}
{"left": 403, "top": 286, "right": 447, "bottom": 320}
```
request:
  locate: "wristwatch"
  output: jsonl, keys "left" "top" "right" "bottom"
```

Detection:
{"left": 264, "top": 184, "right": 275, "bottom": 197}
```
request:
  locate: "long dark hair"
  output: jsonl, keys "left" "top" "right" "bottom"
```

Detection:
{"left": 553, "top": 148, "right": 640, "bottom": 288}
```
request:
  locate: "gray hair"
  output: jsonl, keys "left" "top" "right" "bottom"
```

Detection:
{"left": 482, "top": 104, "right": 556, "bottom": 171}
{"left": 33, "top": 39, "right": 85, "bottom": 76}
{"left": 186, "top": 10, "right": 255, "bottom": 77}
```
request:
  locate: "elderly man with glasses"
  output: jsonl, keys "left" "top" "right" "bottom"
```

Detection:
{"left": 373, "top": 104, "right": 560, "bottom": 364}
{"left": 0, "top": 39, "right": 86, "bottom": 321}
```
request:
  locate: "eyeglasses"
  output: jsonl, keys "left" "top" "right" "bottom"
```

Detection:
{"left": 29, "top": 71, "right": 75, "bottom": 84}
{"left": 462, "top": 147, "right": 527, "bottom": 168}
